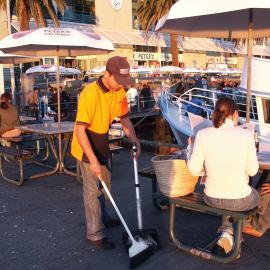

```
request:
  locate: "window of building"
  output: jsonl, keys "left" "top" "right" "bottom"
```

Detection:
{"left": 262, "top": 99, "right": 270, "bottom": 123}
{"left": 134, "top": 45, "right": 158, "bottom": 53}
{"left": 44, "top": 0, "right": 96, "bottom": 24}
{"left": 132, "top": 0, "right": 140, "bottom": 30}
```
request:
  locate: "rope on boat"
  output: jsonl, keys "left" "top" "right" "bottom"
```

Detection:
{"left": 133, "top": 105, "right": 159, "bottom": 128}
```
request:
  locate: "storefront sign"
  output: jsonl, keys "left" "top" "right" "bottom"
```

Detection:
{"left": 133, "top": 52, "right": 159, "bottom": 61}
{"left": 207, "top": 56, "right": 237, "bottom": 65}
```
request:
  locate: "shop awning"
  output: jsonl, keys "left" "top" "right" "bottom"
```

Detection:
{"left": 10, "top": 20, "right": 270, "bottom": 56}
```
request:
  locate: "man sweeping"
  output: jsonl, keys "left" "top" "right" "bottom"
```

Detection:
{"left": 71, "top": 56, "right": 141, "bottom": 250}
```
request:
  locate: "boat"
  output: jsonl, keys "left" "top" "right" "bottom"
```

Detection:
{"left": 158, "top": 57, "right": 270, "bottom": 145}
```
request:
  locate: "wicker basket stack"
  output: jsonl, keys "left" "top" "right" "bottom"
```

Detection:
{"left": 151, "top": 155, "right": 198, "bottom": 197}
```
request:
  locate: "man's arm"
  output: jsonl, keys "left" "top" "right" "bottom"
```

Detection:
{"left": 120, "top": 116, "right": 141, "bottom": 159}
{"left": 75, "top": 124, "right": 101, "bottom": 178}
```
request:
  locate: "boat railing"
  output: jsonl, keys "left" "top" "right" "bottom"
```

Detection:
{"left": 174, "top": 87, "right": 258, "bottom": 121}
{"left": 163, "top": 88, "right": 214, "bottom": 120}
{"left": 160, "top": 85, "right": 269, "bottom": 143}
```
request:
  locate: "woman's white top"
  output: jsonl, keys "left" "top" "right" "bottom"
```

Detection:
{"left": 187, "top": 119, "right": 259, "bottom": 199}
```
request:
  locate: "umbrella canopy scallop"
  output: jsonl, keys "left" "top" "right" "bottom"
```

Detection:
{"left": 25, "top": 65, "right": 81, "bottom": 75}
{"left": 0, "top": 27, "right": 114, "bottom": 56}
{"left": 156, "top": 0, "right": 270, "bottom": 38}
{"left": 0, "top": 50, "right": 39, "bottom": 64}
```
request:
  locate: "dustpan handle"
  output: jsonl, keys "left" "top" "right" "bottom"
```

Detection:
{"left": 132, "top": 144, "right": 143, "bottom": 230}
{"left": 98, "top": 175, "right": 135, "bottom": 243}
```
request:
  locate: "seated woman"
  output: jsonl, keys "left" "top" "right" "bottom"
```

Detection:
{"left": 187, "top": 97, "right": 260, "bottom": 254}
{"left": 0, "top": 93, "right": 21, "bottom": 146}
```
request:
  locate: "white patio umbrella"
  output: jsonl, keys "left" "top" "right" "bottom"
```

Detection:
{"left": 130, "top": 65, "right": 153, "bottom": 74}
{"left": 26, "top": 65, "right": 81, "bottom": 119}
{"left": 0, "top": 27, "right": 114, "bottom": 169}
{"left": 65, "top": 68, "right": 81, "bottom": 75}
{"left": 0, "top": 51, "right": 39, "bottom": 101}
{"left": 204, "top": 68, "right": 223, "bottom": 74}
{"left": 155, "top": 65, "right": 183, "bottom": 74}
{"left": 88, "top": 65, "right": 106, "bottom": 75}
{"left": 183, "top": 67, "right": 202, "bottom": 74}
{"left": 0, "top": 51, "right": 38, "bottom": 64}
{"left": 156, "top": 0, "right": 270, "bottom": 122}
{"left": 25, "top": 64, "right": 80, "bottom": 75}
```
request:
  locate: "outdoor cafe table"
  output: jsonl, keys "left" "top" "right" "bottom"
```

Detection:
{"left": 19, "top": 115, "right": 36, "bottom": 122}
{"left": 256, "top": 143, "right": 270, "bottom": 189}
{"left": 17, "top": 121, "right": 76, "bottom": 178}
{"left": 17, "top": 121, "right": 124, "bottom": 179}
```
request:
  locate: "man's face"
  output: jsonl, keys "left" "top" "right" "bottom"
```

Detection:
{"left": 107, "top": 74, "right": 123, "bottom": 91}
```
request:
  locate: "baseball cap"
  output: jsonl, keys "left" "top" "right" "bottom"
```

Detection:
{"left": 106, "top": 56, "right": 131, "bottom": 86}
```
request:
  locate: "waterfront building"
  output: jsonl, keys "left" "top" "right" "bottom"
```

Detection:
{"left": 1, "top": 0, "right": 270, "bottom": 94}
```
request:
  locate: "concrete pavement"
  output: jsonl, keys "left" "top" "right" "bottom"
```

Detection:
{"left": 0, "top": 149, "right": 269, "bottom": 270}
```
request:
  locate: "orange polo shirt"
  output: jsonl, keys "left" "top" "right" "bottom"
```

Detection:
{"left": 71, "top": 77, "right": 128, "bottom": 164}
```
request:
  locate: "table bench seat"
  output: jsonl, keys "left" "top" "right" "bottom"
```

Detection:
{"left": 139, "top": 164, "right": 258, "bottom": 263}
{"left": 5, "top": 134, "right": 46, "bottom": 144}
{"left": 109, "top": 144, "right": 124, "bottom": 154}
{"left": 0, "top": 146, "right": 34, "bottom": 185}
{"left": 4, "top": 134, "right": 49, "bottom": 160}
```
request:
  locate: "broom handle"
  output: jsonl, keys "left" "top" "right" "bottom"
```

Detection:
{"left": 98, "top": 175, "right": 135, "bottom": 243}
{"left": 133, "top": 144, "right": 143, "bottom": 230}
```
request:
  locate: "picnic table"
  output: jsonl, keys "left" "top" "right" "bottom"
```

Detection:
{"left": 17, "top": 122, "right": 125, "bottom": 180}
{"left": 17, "top": 121, "right": 75, "bottom": 178}
{"left": 19, "top": 115, "right": 36, "bottom": 122}
{"left": 255, "top": 143, "right": 270, "bottom": 188}
{"left": 138, "top": 146, "right": 270, "bottom": 263}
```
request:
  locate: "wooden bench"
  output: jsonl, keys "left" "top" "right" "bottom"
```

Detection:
{"left": 4, "top": 134, "right": 49, "bottom": 160}
{"left": 164, "top": 193, "right": 257, "bottom": 263}
{"left": 0, "top": 146, "right": 34, "bottom": 186}
{"left": 139, "top": 165, "right": 258, "bottom": 263}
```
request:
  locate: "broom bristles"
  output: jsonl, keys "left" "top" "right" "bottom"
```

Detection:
{"left": 129, "top": 240, "right": 153, "bottom": 269}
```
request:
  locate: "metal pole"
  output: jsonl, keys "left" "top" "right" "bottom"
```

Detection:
{"left": 246, "top": 8, "right": 253, "bottom": 123}
{"left": 56, "top": 46, "right": 62, "bottom": 172}
{"left": 6, "top": 0, "right": 11, "bottom": 34}
{"left": 6, "top": 0, "right": 16, "bottom": 104}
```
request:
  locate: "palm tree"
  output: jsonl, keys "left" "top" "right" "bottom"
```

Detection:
{"left": 0, "top": 0, "right": 66, "bottom": 31}
{"left": 137, "top": 0, "right": 179, "bottom": 66}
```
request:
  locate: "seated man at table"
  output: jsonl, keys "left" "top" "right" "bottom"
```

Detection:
{"left": 243, "top": 183, "right": 270, "bottom": 237}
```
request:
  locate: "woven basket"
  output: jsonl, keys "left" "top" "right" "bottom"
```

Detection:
{"left": 151, "top": 155, "right": 197, "bottom": 197}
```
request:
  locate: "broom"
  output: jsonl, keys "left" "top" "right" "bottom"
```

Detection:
{"left": 98, "top": 176, "right": 153, "bottom": 268}
{"left": 122, "top": 144, "right": 160, "bottom": 251}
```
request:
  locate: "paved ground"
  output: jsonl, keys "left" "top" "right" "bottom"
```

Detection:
{"left": 0, "top": 149, "right": 269, "bottom": 270}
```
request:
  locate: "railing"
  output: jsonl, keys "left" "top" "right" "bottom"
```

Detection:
{"left": 126, "top": 94, "right": 156, "bottom": 113}
{"left": 160, "top": 86, "right": 270, "bottom": 142}
{"left": 174, "top": 87, "right": 259, "bottom": 121}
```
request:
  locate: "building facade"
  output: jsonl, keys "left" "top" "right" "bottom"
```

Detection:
{"left": 1, "top": 0, "right": 270, "bottom": 94}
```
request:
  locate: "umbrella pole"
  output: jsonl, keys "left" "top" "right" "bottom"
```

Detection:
{"left": 10, "top": 66, "right": 16, "bottom": 104}
{"left": 246, "top": 8, "right": 253, "bottom": 123}
{"left": 56, "top": 46, "right": 62, "bottom": 172}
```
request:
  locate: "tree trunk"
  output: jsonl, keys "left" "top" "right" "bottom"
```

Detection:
{"left": 18, "top": 1, "right": 29, "bottom": 31}
{"left": 170, "top": 33, "right": 179, "bottom": 67}
{"left": 19, "top": 13, "right": 29, "bottom": 31}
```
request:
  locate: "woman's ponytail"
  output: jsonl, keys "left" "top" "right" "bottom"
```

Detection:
{"left": 212, "top": 97, "right": 238, "bottom": 128}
